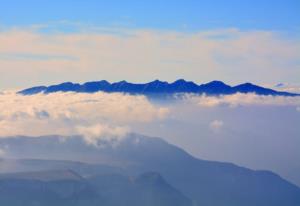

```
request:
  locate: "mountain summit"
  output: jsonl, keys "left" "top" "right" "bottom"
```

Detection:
{"left": 18, "top": 80, "right": 299, "bottom": 96}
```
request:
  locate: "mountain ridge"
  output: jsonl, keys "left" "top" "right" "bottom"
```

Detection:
{"left": 0, "top": 169, "right": 83, "bottom": 182}
{"left": 18, "top": 79, "right": 300, "bottom": 96}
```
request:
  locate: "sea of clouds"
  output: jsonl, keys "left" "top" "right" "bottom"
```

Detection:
{"left": 0, "top": 90, "right": 299, "bottom": 140}
{"left": 0, "top": 90, "right": 300, "bottom": 185}
{"left": 0, "top": 91, "right": 169, "bottom": 144}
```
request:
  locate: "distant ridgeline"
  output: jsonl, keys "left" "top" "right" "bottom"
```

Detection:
{"left": 18, "top": 79, "right": 299, "bottom": 96}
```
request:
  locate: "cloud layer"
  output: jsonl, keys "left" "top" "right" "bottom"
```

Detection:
{"left": 184, "top": 93, "right": 300, "bottom": 108}
{"left": 0, "top": 91, "right": 169, "bottom": 144}
{"left": 0, "top": 91, "right": 299, "bottom": 141}
{"left": 0, "top": 26, "right": 300, "bottom": 89}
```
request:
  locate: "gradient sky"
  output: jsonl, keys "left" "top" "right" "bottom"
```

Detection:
{"left": 0, "top": 0, "right": 299, "bottom": 89}
{"left": 1, "top": 0, "right": 300, "bottom": 31}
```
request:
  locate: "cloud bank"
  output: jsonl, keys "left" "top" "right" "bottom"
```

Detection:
{"left": 0, "top": 91, "right": 299, "bottom": 141}
{"left": 184, "top": 93, "right": 300, "bottom": 108}
{"left": 0, "top": 25, "right": 300, "bottom": 89}
{"left": 0, "top": 91, "right": 169, "bottom": 144}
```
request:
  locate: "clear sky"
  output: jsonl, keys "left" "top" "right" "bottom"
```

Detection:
{"left": 1, "top": 0, "right": 299, "bottom": 31}
{"left": 0, "top": 0, "right": 299, "bottom": 89}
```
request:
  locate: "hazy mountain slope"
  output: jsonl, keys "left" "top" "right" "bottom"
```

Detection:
{"left": 1, "top": 134, "right": 300, "bottom": 206}
{"left": 0, "top": 158, "right": 126, "bottom": 177}
{"left": 88, "top": 172, "right": 192, "bottom": 206}
{"left": 0, "top": 170, "right": 98, "bottom": 206}
{"left": 0, "top": 169, "right": 192, "bottom": 206}
{"left": 0, "top": 169, "right": 83, "bottom": 181}
{"left": 117, "top": 136, "right": 300, "bottom": 206}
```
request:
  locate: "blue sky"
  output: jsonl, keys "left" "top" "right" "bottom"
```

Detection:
{"left": 1, "top": 0, "right": 299, "bottom": 32}
{"left": 0, "top": 0, "right": 299, "bottom": 88}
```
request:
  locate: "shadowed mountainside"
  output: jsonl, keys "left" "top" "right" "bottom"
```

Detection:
{"left": 0, "top": 169, "right": 192, "bottom": 206}
{"left": 1, "top": 134, "right": 300, "bottom": 206}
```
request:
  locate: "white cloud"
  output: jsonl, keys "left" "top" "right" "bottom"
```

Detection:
{"left": 0, "top": 88, "right": 299, "bottom": 146}
{"left": 0, "top": 91, "right": 169, "bottom": 143}
{"left": 209, "top": 120, "right": 224, "bottom": 132}
{"left": 76, "top": 124, "right": 130, "bottom": 147}
{"left": 297, "top": 107, "right": 300, "bottom": 112}
{"left": 184, "top": 93, "right": 300, "bottom": 108}
{"left": 0, "top": 26, "right": 299, "bottom": 89}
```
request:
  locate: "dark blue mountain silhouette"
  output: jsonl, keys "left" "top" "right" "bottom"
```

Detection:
{"left": 18, "top": 79, "right": 299, "bottom": 96}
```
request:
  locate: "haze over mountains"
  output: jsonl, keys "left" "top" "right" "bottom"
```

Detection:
{"left": 19, "top": 79, "right": 300, "bottom": 96}
{"left": 1, "top": 0, "right": 299, "bottom": 206}
{"left": 3, "top": 80, "right": 300, "bottom": 206}
{"left": 0, "top": 169, "right": 191, "bottom": 206}
{"left": 1, "top": 134, "right": 300, "bottom": 206}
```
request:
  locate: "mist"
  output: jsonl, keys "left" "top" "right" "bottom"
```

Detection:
{"left": 0, "top": 90, "right": 300, "bottom": 187}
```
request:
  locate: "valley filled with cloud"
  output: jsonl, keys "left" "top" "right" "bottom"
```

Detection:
{"left": 1, "top": 90, "right": 300, "bottom": 187}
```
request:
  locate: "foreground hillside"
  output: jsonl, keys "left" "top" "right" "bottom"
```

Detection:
{"left": 0, "top": 170, "right": 192, "bottom": 206}
{"left": 1, "top": 134, "right": 300, "bottom": 206}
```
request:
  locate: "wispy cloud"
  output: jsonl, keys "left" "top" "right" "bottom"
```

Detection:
{"left": 76, "top": 124, "right": 130, "bottom": 147}
{"left": 0, "top": 25, "right": 299, "bottom": 89}
{"left": 209, "top": 120, "right": 224, "bottom": 133}
{"left": 0, "top": 52, "right": 78, "bottom": 61}
{"left": 0, "top": 148, "right": 5, "bottom": 157}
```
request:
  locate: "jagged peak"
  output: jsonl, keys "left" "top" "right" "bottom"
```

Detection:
{"left": 18, "top": 79, "right": 299, "bottom": 96}
{"left": 116, "top": 80, "right": 128, "bottom": 84}
{"left": 235, "top": 82, "right": 256, "bottom": 87}
{"left": 84, "top": 80, "right": 110, "bottom": 85}
{"left": 202, "top": 80, "right": 229, "bottom": 87}
{"left": 173, "top": 79, "right": 187, "bottom": 83}
{"left": 148, "top": 79, "right": 168, "bottom": 84}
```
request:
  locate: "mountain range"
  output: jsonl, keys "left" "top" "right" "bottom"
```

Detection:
{"left": 18, "top": 79, "right": 300, "bottom": 96}
{"left": 1, "top": 134, "right": 300, "bottom": 206}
